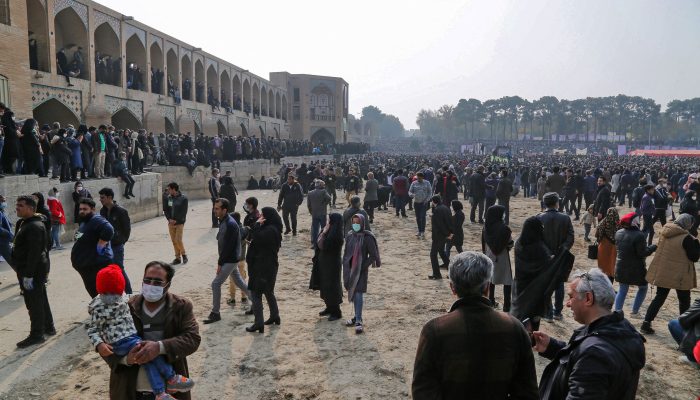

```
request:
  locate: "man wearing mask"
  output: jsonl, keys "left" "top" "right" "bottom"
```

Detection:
{"left": 98, "top": 187, "right": 132, "bottom": 294}
{"left": 163, "top": 182, "right": 188, "bottom": 265}
{"left": 409, "top": 172, "right": 432, "bottom": 239}
{"left": 277, "top": 175, "right": 303, "bottom": 236}
{"left": 71, "top": 198, "right": 114, "bottom": 297}
{"left": 13, "top": 195, "right": 55, "bottom": 348}
{"left": 429, "top": 195, "right": 453, "bottom": 280}
{"left": 101, "top": 261, "right": 200, "bottom": 399}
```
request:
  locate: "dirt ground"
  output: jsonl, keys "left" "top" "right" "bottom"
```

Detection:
{"left": 0, "top": 190, "right": 698, "bottom": 399}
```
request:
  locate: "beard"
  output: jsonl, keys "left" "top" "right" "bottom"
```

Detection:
{"left": 78, "top": 212, "right": 94, "bottom": 223}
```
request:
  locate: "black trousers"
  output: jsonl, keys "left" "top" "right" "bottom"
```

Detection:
{"left": 430, "top": 238, "right": 449, "bottom": 277}
{"left": 326, "top": 187, "right": 336, "bottom": 205}
{"left": 470, "top": 196, "right": 485, "bottom": 222}
{"left": 251, "top": 289, "right": 279, "bottom": 326}
{"left": 22, "top": 274, "right": 54, "bottom": 338}
{"left": 77, "top": 265, "right": 105, "bottom": 298}
{"left": 644, "top": 287, "right": 690, "bottom": 323}
{"left": 210, "top": 199, "right": 218, "bottom": 227}
{"left": 282, "top": 206, "right": 298, "bottom": 233}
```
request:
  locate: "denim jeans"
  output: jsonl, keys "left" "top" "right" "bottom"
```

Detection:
{"left": 614, "top": 283, "right": 648, "bottom": 313}
{"left": 51, "top": 224, "right": 62, "bottom": 248}
{"left": 414, "top": 202, "right": 428, "bottom": 233}
{"left": 112, "top": 244, "right": 132, "bottom": 294}
{"left": 311, "top": 215, "right": 326, "bottom": 246}
{"left": 394, "top": 195, "right": 407, "bottom": 216}
{"left": 668, "top": 319, "right": 684, "bottom": 345}
{"left": 546, "top": 282, "right": 565, "bottom": 317}
{"left": 212, "top": 262, "right": 250, "bottom": 314}
{"left": 0, "top": 242, "right": 13, "bottom": 271}
{"left": 353, "top": 291, "right": 364, "bottom": 323}
{"left": 111, "top": 334, "right": 174, "bottom": 394}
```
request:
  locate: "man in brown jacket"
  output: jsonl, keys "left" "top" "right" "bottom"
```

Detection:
{"left": 412, "top": 251, "right": 538, "bottom": 399}
{"left": 102, "top": 261, "right": 200, "bottom": 400}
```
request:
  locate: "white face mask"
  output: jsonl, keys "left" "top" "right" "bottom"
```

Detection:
{"left": 142, "top": 283, "right": 165, "bottom": 302}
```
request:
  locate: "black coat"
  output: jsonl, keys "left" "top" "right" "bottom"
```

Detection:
{"left": 309, "top": 236, "right": 343, "bottom": 307}
{"left": 277, "top": 182, "right": 303, "bottom": 209}
{"left": 594, "top": 184, "right": 612, "bottom": 216}
{"left": 100, "top": 204, "right": 131, "bottom": 246}
{"left": 246, "top": 223, "right": 280, "bottom": 292}
{"left": 12, "top": 215, "right": 49, "bottom": 278}
{"left": 431, "top": 204, "right": 453, "bottom": 241}
{"left": 539, "top": 312, "right": 645, "bottom": 400}
{"left": 614, "top": 227, "right": 655, "bottom": 285}
{"left": 469, "top": 172, "right": 486, "bottom": 198}
{"left": 450, "top": 210, "right": 465, "bottom": 247}
{"left": 1, "top": 110, "right": 18, "bottom": 159}
{"left": 219, "top": 184, "right": 237, "bottom": 208}
{"left": 678, "top": 298, "right": 700, "bottom": 361}
{"left": 512, "top": 240, "right": 555, "bottom": 321}
{"left": 537, "top": 209, "right": 574, "bottom": 256}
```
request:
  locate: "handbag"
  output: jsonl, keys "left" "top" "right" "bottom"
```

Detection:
{"left": 587, "top": 242, "right": 598, "bottom": 260}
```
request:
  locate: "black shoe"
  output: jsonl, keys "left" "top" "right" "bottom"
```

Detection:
{"left": 640, "top": 321, "right": 655, "bottom": 334}
{"left": 328, "top": 314, "right": 342, "bottom": 322}
{"left": 284, "top": 229, "right": 291, "bottom": 235}
{"left": 245, "top": 309, "right": 254, "bottom": 315}
{"left": 44, "top": 327, "right": 57, "bottom": 336}
{"left": 319, "top": 308, "right": 330, "bottom": 316}
{"left": 245, "top": 324, "right": 264, "bottom": 333}
{"left": 17, "top": 335, "right": 45, "bottom": 348}
{"left": 182, "top": 255, "right": 188, "bottom": 264}
{"left": 292, "top": 231, "right": 297, "bottom": 236}
{"left": 428, "top": 275, "right": 443, "bottom": 280}
{"left": 172, "top": 258, "right": 182, "bottom": 265}
{"left": 124, "top": 194, "right": 131, "bottom": 199}
{"left": 204, "top": 312, "right": 221, "bottom": 324}
{"left": 439, "top": 264, "right": 448, "bottom": 270}
{"left": 264, "top": 316, "right": 281, "bottom": 325}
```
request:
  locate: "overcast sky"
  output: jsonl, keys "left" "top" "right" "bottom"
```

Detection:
{"left": 100, "top": 0, "right": 700, "bottom": 128}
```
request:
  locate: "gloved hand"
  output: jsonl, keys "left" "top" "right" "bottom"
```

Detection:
{"left": 22, "top": 277, "right": 34, "bottom": 291}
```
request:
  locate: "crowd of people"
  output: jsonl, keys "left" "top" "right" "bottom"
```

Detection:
{"left": 4, "top": 139, "right": 700, "bottom": 399}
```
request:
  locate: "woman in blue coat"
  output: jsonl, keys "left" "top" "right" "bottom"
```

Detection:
{"left": 67, "top": 132, "right": 83, "bottom": 181}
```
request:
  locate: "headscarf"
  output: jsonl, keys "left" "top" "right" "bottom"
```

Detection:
{"left": 675, "top": 213, "right": 694, "bottom": 231}
{"left": 343, "top": 213, "right": 379, "bottom": 300}
{"left": 596, "top": 207, "right": 620, "bottom": 242}
{"left": 518, "top": 216, "right": 543, "bottom": 246}
{"left": 260, "top": 206, "right": 283, "bottom": 249}
{"left": 483, "top": 205, "right": 511, "bottom": 254}
{"left": 318, "top": 212, "right": 344, "bottom": 250}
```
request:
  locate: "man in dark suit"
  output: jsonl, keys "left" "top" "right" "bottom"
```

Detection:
{"left": 429, "top": 195, "right": 453, "bottom": 280}
{"left": 593, "top": 176, "right": 612, "bottom": 221}
{"left": 469, "top": 166, "right": 486, "bottom": 223}
{"left": 538, "top": 192, "right": 574, "bottom": 322}
{"left": 277, "top": 174, "right": 304, "bottom": 235}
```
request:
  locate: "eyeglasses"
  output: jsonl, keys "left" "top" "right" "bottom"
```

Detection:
{"left": 143, "top": 277, "right": 167, "bottom": 287}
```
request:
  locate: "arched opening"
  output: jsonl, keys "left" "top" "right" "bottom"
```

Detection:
{"left": 181, "top": 55, "right": 192, "bottom": 101}
{"left": 194, "top": 121, "right": 202, "bottom": 134}
{"left": 311, "top": 128, "right": 335, "bottom": 144}
{"left": 260, "top": 85, "right": 268, "bottom": 117}
{"left": 217, "top": 120, "right": 227, "bottom": 135}
{"left": 54, "top": 7, "right": 89, "bottom": 80}
{"left": 242, "top": 79, "right": 251, "bottom": 114}
{"left": 282, "top": 95, "right": 288, "bottom": 120}
{"left": 166, "top": 49, "right": 179, "bottom": 99}
{"left": 33, "top": 98, "right": 80, "bottom": 127}
{"left": 94, "top": 23, "right": 120, "bottom": 86}
{"left": 164, "top": 118, "right": 176, "bottom": 134}
{"left": 275, "top": 93, "right": 281, "bottom": 119}
{"left": 220, "top": 70, "right": 231, "bottom": 112}
{"left": 206, "top": 65, "right": 218, "bottom": 108}
{"left": 273, "top": 126, "right": 280, "bottom": 139}
{"left": 259, "top": 125, "right": 265, "bottom": 137}
{"left": 111, "top": 108, "right": 142, "bottom": 130}
{"left": 194, "top": 60, "right": 204, "bottom": 103}
{"left": 150, "top": 42, "right": 164, "bottom": 94}
{"left": 268, "top": 89, "right": 274, "bottom": 119}
{"left": 240, "top": 123, "right": 248, "bottom": 137}
{"left": 125, "top": 35, "right": 146, "bottom": 91}
{"left": 252, "top": 82, "right": 259, "bottom": 117}
{"left": 232, "top": 75, "right": 241, "bottom": 110}
{"left": 27, "top": 0, "right": 49, "bottom": 72}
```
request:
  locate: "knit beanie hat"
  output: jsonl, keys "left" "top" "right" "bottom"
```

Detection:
{"left": 619, "top": 212, "right": 637, "bottom": 228}
{"left": 96, "top": 264, "right": 125, "bottom": 295}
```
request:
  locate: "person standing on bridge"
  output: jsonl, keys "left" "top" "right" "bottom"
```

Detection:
{"left": 163, "top": 182, "right": 188, "bottom": 265}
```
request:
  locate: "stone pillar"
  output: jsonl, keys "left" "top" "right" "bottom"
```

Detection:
{"left": 145, "top": 32, "right": 152, "bottom": 94}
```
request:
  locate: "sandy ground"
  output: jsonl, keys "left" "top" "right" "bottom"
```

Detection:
{"left": 0, "top": 190, "right": 698, "bottom": 399}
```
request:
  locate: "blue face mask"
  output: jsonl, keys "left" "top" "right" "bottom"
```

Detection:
{"left": 0, "top": 202, "right": 5, "bottom": 212}
{"left": 352, "top": 223, "right": 361, "bottom": 232}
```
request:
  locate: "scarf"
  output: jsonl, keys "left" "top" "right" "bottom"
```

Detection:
{"left": 483, "top": 205, "right": 511, "bottom": 254}
{"left": 345, "top": 214, "right": 374, "bottom": 300}
{"left": 597, "top": 207, "right": 619, "bottom": 242}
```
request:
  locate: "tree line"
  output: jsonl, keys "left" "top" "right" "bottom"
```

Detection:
{"left": 416, "top": 95, "right": 700, "bottom": 143}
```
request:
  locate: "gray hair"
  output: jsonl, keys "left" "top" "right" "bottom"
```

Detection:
{"left": 675, "top": 213, "right": 694, "bottom": 231}
{"left": 315, "top": 179, "right": 325, "bottom": 188}
{"left": 571, "top": 268, "right": 615, "bottom": 310}
{"left": 449, "top": 251, "right": 493, "bottom": 298}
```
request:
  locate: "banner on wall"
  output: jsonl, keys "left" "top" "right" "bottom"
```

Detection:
{"left": 575, "top": 148, "right": 588, "bottom": 155}
{"left": 618, "top": 145, "right": 627, "bottom": 155}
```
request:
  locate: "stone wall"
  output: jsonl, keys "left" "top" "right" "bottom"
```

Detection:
{"left": 150, "top": 155, "right": 339, "bottom": 199}
{"left": 0, "top": 172, "right": 162, "bottom": 241}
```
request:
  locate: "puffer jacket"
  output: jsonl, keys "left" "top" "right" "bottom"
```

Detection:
{"left": 646, "top": 224, "right": 698, "bottom": 290}
{"left": 86, "top": 294, "right": 137, "bottom": 348}
{"left": 614, "top": 227, "right": 656, "bottom": 286}
{"left": 538, "top": 312, "right": 646, "bottom": 400}
{"left": 678, "top": 298, "right": 700, "bottom": 362}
